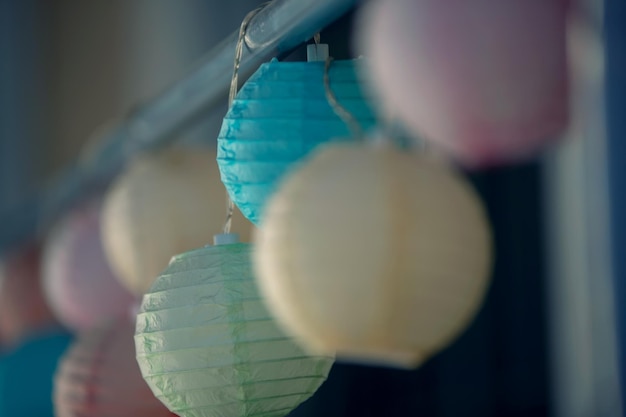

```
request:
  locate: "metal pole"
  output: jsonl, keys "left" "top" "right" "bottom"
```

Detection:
{"left": 0, "top": 0, "right": 358, "bottom": 254}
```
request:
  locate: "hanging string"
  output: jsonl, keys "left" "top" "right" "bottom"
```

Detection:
{"left": 321, "top": 37, "right": 364, "bottom": 139}
{"left": 223, "top": 3, "right": 269, "bottom": 234}
{"left": 319, "top": 34, "right": 419, "bottom": 152}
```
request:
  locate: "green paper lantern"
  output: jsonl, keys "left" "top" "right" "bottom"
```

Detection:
{"left": 135, "top": 241, "right": 333, "bottom": 417}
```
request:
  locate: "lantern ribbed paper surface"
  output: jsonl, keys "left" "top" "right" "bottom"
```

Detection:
{"left": 255, "top": 143, "right": 493, "bottom": 368}
{"left": 217, "top": 58, "right": 378, "bottom": 224}
{"left": 42, "top": 200, "right": 136, "bottom": 332}
{"left": 0, "top": 244, "right": 57, "bottom": 347}
{"left": 54, "top": 318, "right": 176, "bottom": 417}
{"left": 135, "top": 243, "right": 334, "bottom": 417}
{"left": 357, "top": 0, "right": 569, "bottom": 167}
{"left": 102, "top": 149, "right": 252, "bottom": 295}
{"left": 0, "top": 331, "right": 73, "bottom": 417}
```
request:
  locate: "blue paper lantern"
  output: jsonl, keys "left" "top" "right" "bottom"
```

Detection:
{"left": 217, "top": 58, "right": 378, "bottom": 224}
{"left": 0, "top": 331, "right": 73, "bottom": 417}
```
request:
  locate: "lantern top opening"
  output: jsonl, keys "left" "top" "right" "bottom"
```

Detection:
{"left": 169, "top": 242, "right": 248, "bottom": 265}
{"left": 307, "top": 43, "right": 329, "bottom": 61}
{"left": 213, "top": 233, "right": 240, "bottom": 245}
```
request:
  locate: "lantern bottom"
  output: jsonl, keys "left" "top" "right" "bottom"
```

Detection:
{"left": 321, "top": 342, "right": 424, "bottom": 369}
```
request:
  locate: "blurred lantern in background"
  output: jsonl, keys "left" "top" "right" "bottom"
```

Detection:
{"left": 255, "top": 143, "right": 492, "bottom": 368}
{"left": 42, "top": 199, "right": 136, "bottom": 332}
{"left": 218, "top": 57, "right": 378, "bottom": 225}
{"left": 0, "top": 244, "right": 58, "bottom": 348}
{"left": 0, "top": 331, "right": 73, "bottom": 417}
{"left": 54, "top": 317, "right": 176, "bottom": 417}
{"left": 102, "top": 148, "right": 252, "bottom": 296}
{"left": 135, "top": 238, "right": 334, "bottom": 417}
{"left": 356, "top": 0, "right": 570, "bottom": 167}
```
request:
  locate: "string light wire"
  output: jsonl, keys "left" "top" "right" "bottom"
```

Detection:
{"left": 223, "top": 2, "right": 270, "bottom": 234}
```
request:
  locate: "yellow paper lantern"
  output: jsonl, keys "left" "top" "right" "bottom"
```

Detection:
{"left": 101, "top": 148, "right": 252, "bottom": 295}
{"left": 254, "top": 143, "right": 493, "bottom": 368}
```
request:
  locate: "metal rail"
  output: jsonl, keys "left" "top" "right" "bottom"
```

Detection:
{"left": 0, "top": 0, "right": 358, "bottom": 254}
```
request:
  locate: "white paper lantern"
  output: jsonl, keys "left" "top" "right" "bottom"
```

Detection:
{"left": 42, "top": 200, "right": 136, "bottom": 332}
{"left": 356, "top": 0, "right": 570, "bottom": 167}
{"left": 102, "top": 148, "right": 253, "bottom": 295}
{"left": 54, "top": 317, "right": 176, "bottom": 417}
{"left": 254, "top": 143, "right": 493, "bottom": 368}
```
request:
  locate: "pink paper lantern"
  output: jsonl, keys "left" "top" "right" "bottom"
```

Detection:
{"left": 357, "top": 0, "right": 570, "bottom": 167}
{"left": 54, "top": 317, "right": 176, "bottom": 417}
{"left": 0, "top": 244, "right": 58, "bottom": 348}
{"left": 42, "top": 200, "right": 136, "bottom": 332}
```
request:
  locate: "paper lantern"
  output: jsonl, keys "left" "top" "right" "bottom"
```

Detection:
{"left": 102, "top": 148, "right": 253, "bottom": 296}
{"left": 356, "top": 0, "right": 569, "bottom": 167}
{"left": 0, "top": 244, "right": 58, "bottom": 348}
{"left": 42, "top": 199, "right": 136, "bottom": 332}
{"left": 135, "top": 240, "right": 334, "bottom": 417}
{"left": 0, "top": 331, "right": 73, "bottom": 417}
{"left": 54, "top": 317, "right": 176, "bottom": 417}
{"left": 217, "top": 58, "right": 378, "bottom": 224}
{"left": 254, "top": 143, "right": 493, "bottom": 368}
